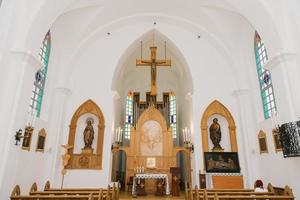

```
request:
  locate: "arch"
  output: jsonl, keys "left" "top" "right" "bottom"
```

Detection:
{"left": 200, "top": 100, "right": 237, "bottom": 152}
{"left": 136, "top": 106, "right": 168, "bottom": 132}
{"left": 110, "top": 28, "right": 194, "bottom": 94}
{"left": 67, "top": 99, "right": 105, "bottom": 169}
{"left": 135, "top": 106, "right": 172, "bottom": 156}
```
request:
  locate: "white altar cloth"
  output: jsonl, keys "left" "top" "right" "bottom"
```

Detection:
{"left": 132, "top": 173, "right": 170, "bottom": 196}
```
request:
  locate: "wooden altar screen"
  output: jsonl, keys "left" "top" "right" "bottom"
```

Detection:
{"left": 122, "top": 106, "right": 178, "bottom": 193}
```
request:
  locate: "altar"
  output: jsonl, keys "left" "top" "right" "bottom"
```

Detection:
{"left": 132, "top": 173, "right": 170, "bottom": 196}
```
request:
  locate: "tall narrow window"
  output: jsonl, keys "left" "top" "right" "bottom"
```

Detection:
{"left": 169, "top": 92, "right": 177, "bottom": 138}
{"left": 254, "top": 31, "right": 276, "bottom": 119}
{"left": 29, "top": 31, "right": 51, "bottom": 118}
{"left": 124, "top": 92, "right": 133, "bottom": 139}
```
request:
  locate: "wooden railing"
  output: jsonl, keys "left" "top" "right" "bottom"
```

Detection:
{"left": 10, "top": 181, "right": 119, "bottom": 200}
{"left": 185, "top": 182, "right": 294, "bottom": 200}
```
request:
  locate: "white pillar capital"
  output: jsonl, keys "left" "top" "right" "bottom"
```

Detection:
{"left": 232, "top": 89, "right": 250, "bottom": 97}
{"left": 54, "top": 87, "right": 72, "bottom": 96}
{"left": 112, "top": 91, "right": 120, "bottom": 100}
{"left": 263, "top": 51, "right": 296, "bottom": 71}
{"left": 10, "top": 49, "right": 42, "bottom": 70}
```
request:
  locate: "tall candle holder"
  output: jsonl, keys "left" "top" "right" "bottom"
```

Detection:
{"left": 182, "top": 127, "right": 194, "bottom": 153}
{"left": 112, "top": 127, "right": 123, "bottom": 150}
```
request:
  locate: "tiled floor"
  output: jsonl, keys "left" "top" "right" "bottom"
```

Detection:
{"left": 119, "top": 191, "right": 185, "bottom": 200}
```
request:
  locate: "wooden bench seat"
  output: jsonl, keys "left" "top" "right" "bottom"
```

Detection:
{"left": 10, "top": 182, "right": 120, "bottom": 200}
{"left": 185, "top": 182, "right": 294, "bottom": 200}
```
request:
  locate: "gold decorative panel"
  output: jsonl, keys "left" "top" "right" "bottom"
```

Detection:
{"left": 200, "top": 100, "right": 238, "bottom": 153}
{"left": 66, "top": 99, "right": 105, "bottom": 169}
{"left": 113, "top": 106, "right": 185, "bottom": 188}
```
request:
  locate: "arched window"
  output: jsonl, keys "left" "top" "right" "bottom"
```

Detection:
{"left": 254, "top": 31, "right": 276, "bottom": 119}
{"left": 169, "top": 92, "right": 177, "bottom": 138}
{"left": 29, "top": 31, "right": 51, "bottom": 118}
{"left": 124, "top": 92, "right": 133, "bottom": 139}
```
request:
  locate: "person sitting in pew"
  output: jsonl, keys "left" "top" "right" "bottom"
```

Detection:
{"left": 254, "top": 179, "right": 268, "bottom": 192}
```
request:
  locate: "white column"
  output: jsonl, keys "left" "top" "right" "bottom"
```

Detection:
{"left": 0, "top": 50, "right": 41, "bottom": 198}
{"left": 264, "top": 52, "right": 299, "bottom": 123}
{"left": 232, "top": 89, "right": 259, "bottom": 189}
{"left": 44, "top": 87, "right": 72, "bottom": 187}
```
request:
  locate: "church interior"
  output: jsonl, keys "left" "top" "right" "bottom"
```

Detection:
{"left": 1, "top": 0, "right": 300, "bottom": 200}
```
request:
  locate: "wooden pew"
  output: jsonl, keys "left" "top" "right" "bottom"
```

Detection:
{"left": 10, "top": 182, "right": 119, "bottom": 200}
{"left": 185, "top": 182, "right": 295, "bottom": 200}
{"left": 10, "top": 184, "right": 94, "bottom": 200}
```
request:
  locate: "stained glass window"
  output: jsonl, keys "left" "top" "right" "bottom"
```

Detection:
{"left": 254, "top": 31, "right": 276, "bottom": 119}
{"left": 169, "top": 92, "right": 177, "bottom": 138}
{"left": 124, "top": 92, "right": 133, "bottom": 139}
{"left": 29, "top": 31, "right": 51, "bottom": 118}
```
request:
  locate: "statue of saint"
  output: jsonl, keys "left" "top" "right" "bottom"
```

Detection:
{"left": 209, "top": 118, "right": 223, "bottom": 151}
{"left": 83, "top": 118, "right": 95, "bottom": 149}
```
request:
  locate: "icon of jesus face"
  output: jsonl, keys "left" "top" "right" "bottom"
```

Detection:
{"left": 140, "top": 120, "right": 163, "bottom": 156}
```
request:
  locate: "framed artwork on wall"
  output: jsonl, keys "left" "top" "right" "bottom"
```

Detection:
{"left": 272, "top": 128, "right": 282, "bottom": 152}
{"left": 204, "top": 152, "right": 240, "bottom": 173}
{"left": 258, "top": 130, "right": 268, "bottom": 154}
{"left": 36, "top": 128, "right": 46, "bottom": 152}
{"left": 146, "top": 157, "right": 156, "bottom": 168}
{"left": 22, "top": 126, "right": 34, "bottom": 151}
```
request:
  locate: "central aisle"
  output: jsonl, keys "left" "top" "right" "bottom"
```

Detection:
{"left": 119, "top": 191, "right": 185, "bottom": 200}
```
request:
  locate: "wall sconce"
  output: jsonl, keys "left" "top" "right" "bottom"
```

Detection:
{"left": 14, "top": 129, "right": 23, "bottom": 145}
{"left": 182, "top": 127, "right": 194, "bottom": 153}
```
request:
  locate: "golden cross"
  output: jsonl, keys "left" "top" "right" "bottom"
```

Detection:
{"left": 136, "top": 46, "right": 171, "bottom": 96}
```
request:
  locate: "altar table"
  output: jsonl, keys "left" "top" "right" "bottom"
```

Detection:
{"left": 132, "top": 173, "right": 170, "bottom": 196}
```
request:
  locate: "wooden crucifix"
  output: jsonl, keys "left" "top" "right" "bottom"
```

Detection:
{"left": 136, "top": 46, "right": 171, "bottom": 96}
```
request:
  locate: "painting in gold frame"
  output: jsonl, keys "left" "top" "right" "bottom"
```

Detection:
{"left": 272, "top": 128, "right": 282, "bottom": 152}
{"left": 258, "top": 130, "right": 268, "bottom": 154}
{"left": 36, "top": 128, "right": 46, "bottom": 152}
{"left": 22, "top": 126, "right": 34, "bottom": 151}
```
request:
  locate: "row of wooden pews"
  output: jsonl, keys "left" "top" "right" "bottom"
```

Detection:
{"left": 10, "top": 181, "right": 119, "bottom": 200}
{"left": 185, "top": 182, "right": 294, "bottom": 200}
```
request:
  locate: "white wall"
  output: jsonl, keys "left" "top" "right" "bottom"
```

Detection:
{"left": 1, "top": 0, "right": 300, "bottom": 199}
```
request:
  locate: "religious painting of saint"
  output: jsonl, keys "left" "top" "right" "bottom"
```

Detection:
{"left": 140, "top": 120, "right": 163, "bottom": 156}
{"left": 204, "top": 152, "right": 240, "bottom": 173}
{"left": 259, "top": 137, "right": 268, "bottom": 153}
{"left": 272, "top": 128, "right": 282, "bottom": 152}
{"left": 36, "top": 128, "right": 46, "bottom": 152}
{"left": 22, "top": 126, "right": 34, "bottom": 151}
{"left": 258, "top": 130, "right": 268, "bottom": 154}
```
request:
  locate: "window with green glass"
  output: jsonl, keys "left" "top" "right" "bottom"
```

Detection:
{"left": 169, "top": 93, "right": 177, "bottom": 138}
{"left": 124, "top": 92, "right": 133, "bottom": 139}
{"left": 254, "top": 31, "right": 276, "bottom": 119}
{"left": 29, "top": 31, "right": 51, "bottom": 118}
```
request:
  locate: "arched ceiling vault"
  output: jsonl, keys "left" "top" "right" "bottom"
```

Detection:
{"left": 11, "top": 0, "right": 285, "bottom": 91}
